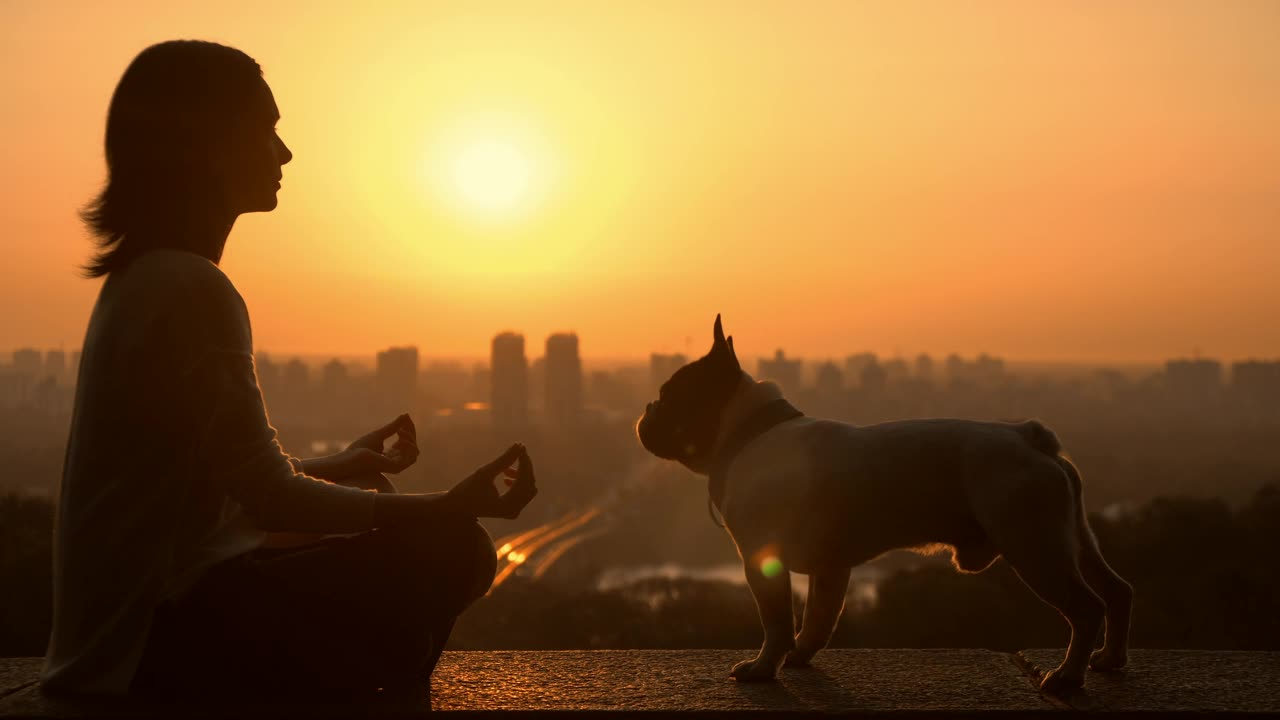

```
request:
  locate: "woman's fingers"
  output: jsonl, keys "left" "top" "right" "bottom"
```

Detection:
{"left": 516, "top": 448, "right": 536, "bottom": 486}
{"left": 496, "top": 448, "right": 537, "bottom": 517}
{"left": 476, "top": 443, "right": 523, "bottom": 479}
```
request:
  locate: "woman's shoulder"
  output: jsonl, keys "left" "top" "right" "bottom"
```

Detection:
{"left": 113, "top": 249, "right": 246, "bottom": 323}
{"left": 126, "top": 248, "right": 229, "bottom": 286}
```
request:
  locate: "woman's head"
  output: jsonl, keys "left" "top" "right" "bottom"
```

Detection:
{"left": 83, "top": 40, "right": 292, "bottom": 277}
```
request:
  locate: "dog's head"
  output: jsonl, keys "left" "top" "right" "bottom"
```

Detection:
{"left": 636, "top": 314, "right": 743, "bottom": 473}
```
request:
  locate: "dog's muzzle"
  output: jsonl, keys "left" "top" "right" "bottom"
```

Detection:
{"left": 636, "top": 404, "right": 683, "bottom": 460}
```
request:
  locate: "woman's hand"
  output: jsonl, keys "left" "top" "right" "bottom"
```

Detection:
{"left": 446, "top": 443, "right": 538, "bottom": 519}
{"left": 343, "top": 414, "right": 420, "bottom": 475}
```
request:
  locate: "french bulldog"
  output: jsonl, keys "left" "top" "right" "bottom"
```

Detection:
{"left": 635, "top": 316, "right": 1132, "bottom": 694}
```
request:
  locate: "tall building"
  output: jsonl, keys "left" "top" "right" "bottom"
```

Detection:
{"left": 758, "top": 349, "right": 802, "bottom": 392}
{"left": 12, "top": 348, "right": 41, "bottom": 377}
{"left": 45, "top": 350, "right": 67, "bottom": 380}
{"left": 491, "top": 332, "right": 529, "bottom": 430}
{"left": 881, "top": 357, "right": 910, "bottom": 385}
{"left": 1231, "top": 360, "right": 1280, "bottom": 405}
{"left": 814, "top": 361, "right": 844, "bottom": 396}
{"left": 844, "top": 353, "right": 877, "bottom": 389}
{"left": 544, "top": 333, "right": 583, "bottom": 427}
{"left": 376, "top": 346, "right": 419, "bottom": 412}
{"left": 914, "top": 353, "right": 935, "bottom": 382}
{"left": 1165, "top": 358, "right": 1222, "bottom": 400}
{"left": 322, "top": 358, "right": 348, "bottom": 389}
{"left": 860, "top": 358, "right": 887, "bottom": 392}
{"left": 649, "top": 353, "right": 687, "bottom": 390}
{"left": 281, "top": 358, "right": 310, "bottom": 394}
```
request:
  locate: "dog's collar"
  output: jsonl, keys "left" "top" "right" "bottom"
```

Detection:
{"left": 707, "top": 397, "right": 804, "bottom": 515}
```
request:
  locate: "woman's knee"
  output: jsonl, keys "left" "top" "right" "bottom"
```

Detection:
{"left": 385, "top": 517, "right": 496, "bottom": 605}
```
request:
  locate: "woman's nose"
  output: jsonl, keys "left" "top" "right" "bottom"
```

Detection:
{"left": 276, "top": 135, "right": 293, "bottom": 166}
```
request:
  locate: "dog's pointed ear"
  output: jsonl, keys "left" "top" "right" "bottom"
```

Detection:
{"left": 713, "top": 314, "right": 726, "bottom": 349}
{"left": 726, "top": 336, "right": 740, "bottom": 370}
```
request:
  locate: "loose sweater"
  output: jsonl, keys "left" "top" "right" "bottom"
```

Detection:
{"left": 41, "top": 249, "right": 378, "bottom": 696}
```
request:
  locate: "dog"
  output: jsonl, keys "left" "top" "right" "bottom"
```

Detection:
{"left": 635, "top": 316, "right": 1132, "bottom": 694}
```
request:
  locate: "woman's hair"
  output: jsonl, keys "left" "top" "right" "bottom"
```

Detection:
{"left": 82, "top": 40, "right": 264, "bottom": 278}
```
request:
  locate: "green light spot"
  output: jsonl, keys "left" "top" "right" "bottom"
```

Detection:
{"left": 760, "top": 557, "right": 784, "bottom": 578}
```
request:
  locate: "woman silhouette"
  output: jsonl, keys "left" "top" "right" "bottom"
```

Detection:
{"left": 42, "top": 40, "right": 538, "bottom": 699}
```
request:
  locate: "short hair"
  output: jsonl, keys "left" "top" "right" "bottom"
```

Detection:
{"left": 82, "top": 40, "right": 264, "bottom": 278}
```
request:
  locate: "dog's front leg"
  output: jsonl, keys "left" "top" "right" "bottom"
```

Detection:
{"left": 786, "top": 567, "right": 852, "bottom": 668}
{"left": 731, "top": 557, "right": 796, "bottom": 682}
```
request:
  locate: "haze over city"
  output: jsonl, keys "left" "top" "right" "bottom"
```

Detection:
{"left": 4, "top": 1, "right": 1279, "bottom": 363}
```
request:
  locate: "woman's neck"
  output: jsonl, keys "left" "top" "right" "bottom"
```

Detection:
{"left": 135, "top": 212, "right": 236, "bottom": 265}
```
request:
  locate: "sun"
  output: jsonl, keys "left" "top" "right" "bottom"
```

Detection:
{"left": 451, "top": 139, "right": 532, "bottom": 213}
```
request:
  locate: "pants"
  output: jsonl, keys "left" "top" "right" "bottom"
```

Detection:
{"left": 130, "top": 505, "right": 497, "bottom": 700}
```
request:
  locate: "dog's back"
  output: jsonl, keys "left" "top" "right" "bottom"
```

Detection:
{"left": 722, "top": 416, "right": 1070, "bottom": 573}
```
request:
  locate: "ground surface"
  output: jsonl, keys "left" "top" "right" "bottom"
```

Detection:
{"left": 2, "top": 649, "right": 1278, "bottom": 717}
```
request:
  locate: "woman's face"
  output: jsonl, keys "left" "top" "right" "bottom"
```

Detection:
{"left": 216, "top": 77, "right": 292, "bottom": 216}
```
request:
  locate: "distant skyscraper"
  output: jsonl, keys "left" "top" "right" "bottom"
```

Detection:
{"left": 881, "top": 357, "right": 910, "bottom": 385}
{"left": 973, "top": 353, "right": 1005, "bottom": 384}
{"left": 1231, "top": 360, "right": 1280, "bottom": 405}
{"left": 860, "top": 358, "right": 887, "bottom": 392}
{"left": 491, "top": 332, "right": 529, "bottom": 430}
{"left": 12, "top": 348, "right": 41, "bottom": 377}
{"left": 944, "top": 353, "right": 965, "bottom": 383}
{"left": 544, "top": 333, "right": 583, "bottom": 427}
{"left": 649, "top": 353, "right": 687, "bottom": 389}
{"left": 758, "top": 349, "right": 802, "bottom": 392}
{"left": 1164, "top": 358, "right": 1222, "bottom": 400}
{"left": 814, "top": 361, "right": 844, "bottom": 396}
{"left": 45, "top": 350, "right": 66, "bottom": 379}
{"left": 844, "top": 353, "right": 877, "bottom": 389}
{"left": 282, "top": 358, "right": 310, "bottom": 394}
{"left": 914, "top": 353, "right": 935, "bottom": 382}
{"left": 376, "top": 346, "right": 419, "bottom": 411}
{"left": 322, "top": 358, "right": 348, "bottom": 391}
{"left": 945, "top": 353, "right": 1005, "bottom": 386}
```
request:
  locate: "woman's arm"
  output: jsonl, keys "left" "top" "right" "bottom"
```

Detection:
{"left": 289, "top": 414, "right": 420, "bottom": 482}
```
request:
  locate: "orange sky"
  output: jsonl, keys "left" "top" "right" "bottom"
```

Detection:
{"left": 2, "top": 1, "right": 1278, "bottom": 364}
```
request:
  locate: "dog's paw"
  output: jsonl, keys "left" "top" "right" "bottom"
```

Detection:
{"left": 1089, "top": 648, "right": 1128, "bottom": 671}
{"left": 783, "top": 647, "right": 817, "bottom": 668}
{"left": 1039, "top": 667, "right": 1084, "bottom": 696}
{"left": 730, "top": 656, "right": 780, "bottom": 682}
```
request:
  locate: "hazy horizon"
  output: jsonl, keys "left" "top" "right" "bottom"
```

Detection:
{"left": 4, "top": 2, "right": 1278, "bottom": 364}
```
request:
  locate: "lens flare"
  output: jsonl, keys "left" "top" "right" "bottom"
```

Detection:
{"left": 751, "top": 544, "right": 785, "bottom": 579}
{"left": 760, "top": 556, "right": 784, "bottom": 578}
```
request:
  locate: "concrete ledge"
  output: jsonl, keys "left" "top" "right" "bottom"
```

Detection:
{"left": 1, "top": 649, "right": 1277, "bottom": 717}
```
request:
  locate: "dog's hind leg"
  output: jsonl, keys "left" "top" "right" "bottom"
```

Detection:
{"left": 981, "top": 472, "right": 1104, "bottom": 695}
{"left": 786, "top": 567, "right": 852, "bottom": 668}
{"left": 1059, "top": 458, "right": 1133, "bottom": 671}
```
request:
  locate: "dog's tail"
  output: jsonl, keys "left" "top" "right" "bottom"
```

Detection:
{"left": 1056, "top": 453, "right": 1084, "bottom": 500}
{"left": 1016, "top": 420, "right": 1084, "bottom": 498}
{"left": 1016, "top": 419, "right": 1062, "bottom": 458}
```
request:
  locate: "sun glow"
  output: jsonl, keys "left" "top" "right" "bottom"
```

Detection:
{"left": 428, "top": 119, "right": 554, "bottom": 224}
{"left": 451, "top": 139, "right": 533, "bottom": 213}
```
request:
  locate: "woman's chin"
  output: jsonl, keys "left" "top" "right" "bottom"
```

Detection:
{"left": 241, "top": 194, "right": 279, "bottom": 214}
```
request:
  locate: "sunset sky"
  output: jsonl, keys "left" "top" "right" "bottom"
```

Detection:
{"left": 2, "top": 1, "right": 1277, "bottom": 364}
